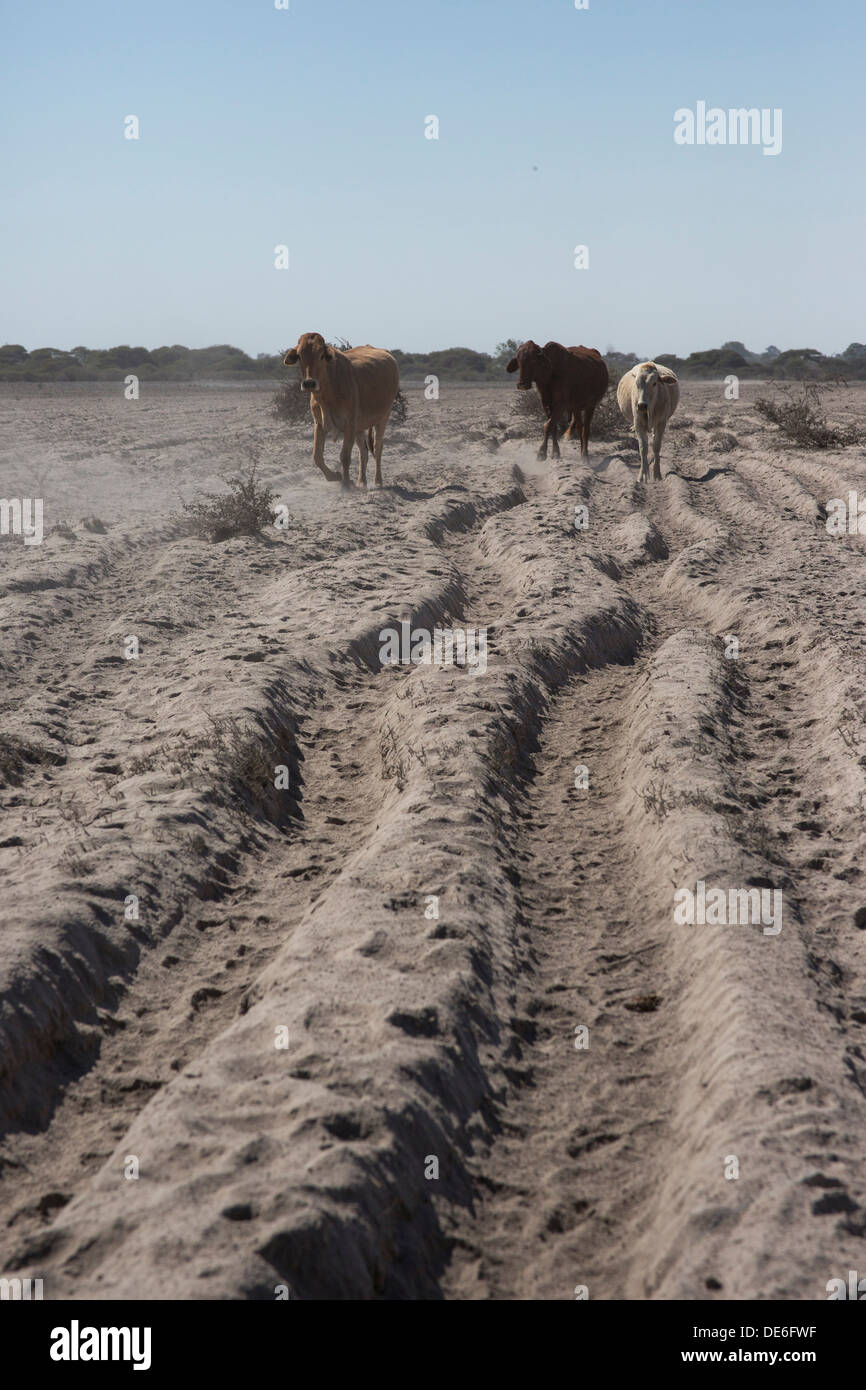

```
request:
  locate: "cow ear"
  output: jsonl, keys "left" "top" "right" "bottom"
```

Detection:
{"left": 505, "top": 357, "right": 518, "bottom": 373}
{"left": 283, "top": 348, "right": 299, "bottom": 365}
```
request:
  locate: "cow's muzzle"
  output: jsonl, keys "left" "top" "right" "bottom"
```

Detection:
{"left": 517, "top": 381, "right": 532, "bottom": 390}
{"left": 302, "top": 379, "right": 318, "bottom": 392}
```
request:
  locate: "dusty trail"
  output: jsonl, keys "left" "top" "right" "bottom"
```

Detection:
{"left": 2, "top": 382, "right": 866, "bottom": 1299}
{"left": 439, "top": 437, "right": 866, "bottom": 1299}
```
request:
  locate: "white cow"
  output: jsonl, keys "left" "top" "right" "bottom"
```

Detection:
{"left": 617, "top": 361, "right": 680, "bottom": 481}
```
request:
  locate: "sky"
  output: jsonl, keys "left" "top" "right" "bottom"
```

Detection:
{"left": 2, "top": 0, "right": 865, "bottom": 358}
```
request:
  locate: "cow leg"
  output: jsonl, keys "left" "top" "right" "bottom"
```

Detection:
{"left": 636, "top": 416, "right": 650, "bottom": 481}
{"left": 339, "top": 425, "right": 355, "bottom": 489}
{"left": 311, "top": 404, "right": 341, "bottom": 483}
{"left": 651, "top": 424, "right": 664, "bottom": 481}
{"left": 356, "top": 431, "right": 368, "bottom": 488}
{"left": 372, "top": 417, "right": 388, "bottom": 486}
{"left": 540, "top": 410, "right": 560, "bottom": 459}
{"left": 549, "top": 415, "right": 561, "bottom": 460}
{"left": 581, "top": 404, "right": 594, "bottom": 457}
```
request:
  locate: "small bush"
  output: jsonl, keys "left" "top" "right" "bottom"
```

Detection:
{"left": 59, "top": 849, "right": 91, "bottom": 878}
{"left": 130, "top": 717, "right": 291, "bottom": 823}
{"left": 590, "top": 373, "right": 625, "bottom": 440}
{"left": 208, "top": 716, "right": 285, "bottom": 821}
{"left": 272, "top": 380, "right": 311, "bottom": 425}
{"left": 182, "top": 465, "right": 277, "bottom": 542}
{"left": 709, "top": 431, "right": 738, "bottom": 453}
{"left": 754, "top": 387, "right": 862, "bottom": 449}
{"left": 0, "top": 734, "right": 64, "bottom": 787}
{"left": 390, "top": 389, "right": 409, "bottom": 426}
{"left": 509, "top": 389, "right": 546, "bottom": 420}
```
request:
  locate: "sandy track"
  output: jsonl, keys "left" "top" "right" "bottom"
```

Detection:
{"left": 1, "top": 382, "right": 865, "bottom": 1298}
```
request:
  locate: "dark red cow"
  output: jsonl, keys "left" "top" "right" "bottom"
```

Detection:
{"left": 506, "top": 340, "right": 609, "bottom": 459}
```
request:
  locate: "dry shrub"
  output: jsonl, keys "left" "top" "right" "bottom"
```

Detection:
{"left": 390, "top": 388, "right": 409, "bottom": 426}
{"left": 132, "top": 717, "right": 291, "bottom": 823}
{"left": 182, "top": 465, "right": 277, "bottom": 542}
{"left": 755, "top": 387, "right": 862, "bottom": 449}
{"left": 709, "top": 431, "right": 738, "bottom": 453}
{"left": 206, "top": 716, "right": 285, "bottom": 821}
{"left": 509, "top": 388, "right": 545, "bottom": 419}
{"left": 507, "top": 388, "right": 549, "bottom": 439}
{"left": 0, "top": 734, "right": 64, "bottom": 788}
{"left": 590, "top": 372, "right": 626, "bottom": 440}
{"left": 272, "top": 381, "right": 311, "bottom": 425}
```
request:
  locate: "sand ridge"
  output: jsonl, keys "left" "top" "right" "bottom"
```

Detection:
{"left": 1, "top": 381, "right": 865, "bottom": 1298}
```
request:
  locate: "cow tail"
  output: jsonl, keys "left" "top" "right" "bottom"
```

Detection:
{"left": 367, "top": 427, "right": 374, "bottom": 450}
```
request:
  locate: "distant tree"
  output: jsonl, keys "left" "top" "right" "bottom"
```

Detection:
{"left": 493, "top": 338, "right": 522, "bottom": 363}
{"left": 0, "top": 344, "right": 28, "bottom": 363}
{"left": 721, "top": 340, "right": 761, "bottom": 364}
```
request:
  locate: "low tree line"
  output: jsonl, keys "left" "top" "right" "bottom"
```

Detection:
{"left": 2, "top": 339, "right": 866, "bottom": 383}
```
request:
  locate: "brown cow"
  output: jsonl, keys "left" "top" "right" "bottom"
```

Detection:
{"left": 506, "top": 340, "right": 609, "bottom": 460}
{"left": 283, "top": 333, "right": 399, "bottom": 488}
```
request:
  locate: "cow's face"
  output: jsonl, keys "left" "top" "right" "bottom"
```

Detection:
{"left": 634, "top": 363, "right": 662, "bottom": 414}
{"left": 283, "top": 332, "right": 334, "bottom": 392}
{"left": 505, "top": 340, "right": 550, "bottom": 391}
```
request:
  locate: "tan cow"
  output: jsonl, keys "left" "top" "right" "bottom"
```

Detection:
{"left": 616, "top": 361, "right": 680, "bottom": 481}
{"left": 283, "top": 333, "right": 399, "bottom": 488}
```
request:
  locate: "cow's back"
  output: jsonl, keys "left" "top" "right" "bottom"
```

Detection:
{"left": 564, "top": 344, "right": 609, "bottom": 400}
{"left": 616, "top": 368, "right": 637, "bottom": 421}
{"left": 344, "top": 346, "right": 399, "bottom": 422}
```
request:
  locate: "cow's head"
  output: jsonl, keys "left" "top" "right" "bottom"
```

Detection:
{"left": 634, "top": 362, "right": 663, "bottom": 417}
{"left": 283, "top": 332, "right": 334, "bottom": 392}
{"left": 505, "top": 340, "right": 551, "bottom": 391}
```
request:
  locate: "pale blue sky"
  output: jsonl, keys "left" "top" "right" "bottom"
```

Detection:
{"left": 3, "top": 0, "right": 864, "bottom": 357}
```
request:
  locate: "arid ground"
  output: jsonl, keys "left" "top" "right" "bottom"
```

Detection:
{"left": 1, "top": 379, "right": 865, "bottom": 1300}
